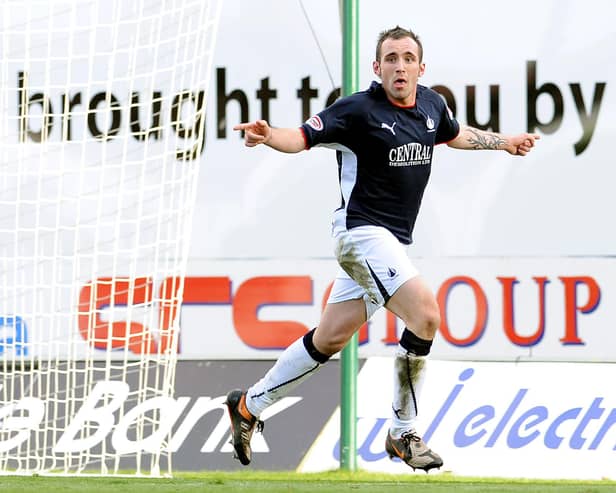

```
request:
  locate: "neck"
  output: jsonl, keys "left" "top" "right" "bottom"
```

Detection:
{"left": 386, "top": 93, "right": 416, "bottom": 108}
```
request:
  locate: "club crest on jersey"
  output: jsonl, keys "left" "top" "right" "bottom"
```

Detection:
{"left": 306, "top": 115, "right": 323, "bottom": 131}
{"left": 426, "top": 116, "right": 435, "bottom": 131}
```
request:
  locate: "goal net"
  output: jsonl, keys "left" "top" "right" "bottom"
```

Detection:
{"left": 0, "top": 0, "right": 221, "bottom": 476}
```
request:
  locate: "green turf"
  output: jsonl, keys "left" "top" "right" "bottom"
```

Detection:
{"left": 0, "top": 471, "right": 615, "bottom": 493}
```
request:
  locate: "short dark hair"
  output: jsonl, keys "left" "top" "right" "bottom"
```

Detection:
{"left": 375, "top": 26, "right": 423, "bottom": 63}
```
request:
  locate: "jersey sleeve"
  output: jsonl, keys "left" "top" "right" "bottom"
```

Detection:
{"left": 300, "top": 97, "right": 354, "bottom": 149}
{"left": 435, "top": 98, "right": 460, "bottom": 145}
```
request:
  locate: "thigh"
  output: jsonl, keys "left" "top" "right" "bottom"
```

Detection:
{"left": 313, "top": 298, "right": 366, "bottom": 355}
{"left": 386, "top": 275, "right": 440, "bottom": 340}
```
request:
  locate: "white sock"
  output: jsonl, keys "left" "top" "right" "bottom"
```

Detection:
{"left": 245, "top": 336, "right": 323, "bottom": 417}
{"left": 389, "top": 345, "right": 428, "bottom": 438}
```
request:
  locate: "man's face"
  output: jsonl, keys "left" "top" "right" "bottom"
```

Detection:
{"left": 373, "top": 36, "right": 425, "bottom": 106}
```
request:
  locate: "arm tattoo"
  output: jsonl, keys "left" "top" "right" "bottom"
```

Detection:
{"left": 465, "top": 127, "right": 507, "bottom": 150}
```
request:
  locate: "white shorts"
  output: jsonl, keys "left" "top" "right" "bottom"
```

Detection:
{"left": 327, "top": 225, "right": 419, "bottom": 319}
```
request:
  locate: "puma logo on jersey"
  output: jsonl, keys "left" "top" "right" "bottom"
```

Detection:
{"left": 381, "top": 121, "right": 396, "bottom": 135}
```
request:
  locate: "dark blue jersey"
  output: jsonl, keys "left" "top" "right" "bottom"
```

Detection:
{"left": 301, "top": 81, "right": 459, "bottom": 244}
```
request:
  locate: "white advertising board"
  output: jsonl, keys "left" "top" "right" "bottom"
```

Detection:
{"left": 13, "top": 255, "right": 608, "bottom": 361}
{"left": 173, "top": 256, "right": 614, "bottom": 361}
{"left": 299, "top": 358, "right": 616, "bottom": 480}
{"left": 196, "top": 0, "right": 616, "bottom": 259}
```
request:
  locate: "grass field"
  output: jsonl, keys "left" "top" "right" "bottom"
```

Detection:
{"left": 1, "top": 471, "right": 615, "bottom": 493}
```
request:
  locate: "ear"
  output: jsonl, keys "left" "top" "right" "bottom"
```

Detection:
{"left": 418, "top": 62, "right": 426, "bottom": 77}
{"left": 373, "top": 60, "right": 381, "bottom": 77}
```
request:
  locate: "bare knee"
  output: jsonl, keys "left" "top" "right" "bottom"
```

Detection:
{"left": 401, "top": 299, "right": 440, "bottom": 340}
{"left": 419, "top": 301, "right": 440, "bottom": 339}
{"left": 313, "top": 298, "right": 366, "bottom": 356}
{"left": 387, "top": 276, "right": 441, "bottom": 341}
{"left": 313, "top": 325, "right": 352, "bottom": 356}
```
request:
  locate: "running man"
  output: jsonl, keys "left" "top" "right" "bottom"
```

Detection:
{"left": 226, "top": 25, "right": 540, "bottom": 471}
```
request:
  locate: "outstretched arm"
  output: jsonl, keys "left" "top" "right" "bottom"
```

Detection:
{"left": 447, "top": 125, "right": 540, "bottom": 156}
{"left": 233, "top": 120, "right": 306, "bottom": 153}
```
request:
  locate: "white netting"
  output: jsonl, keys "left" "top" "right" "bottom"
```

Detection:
{"left": 0, "top": 0, "right": 221, "bottom": 476}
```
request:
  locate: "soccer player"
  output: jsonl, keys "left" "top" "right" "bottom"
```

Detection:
{"left": 227, "top": 25, "right": 540, "bottom": 471}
